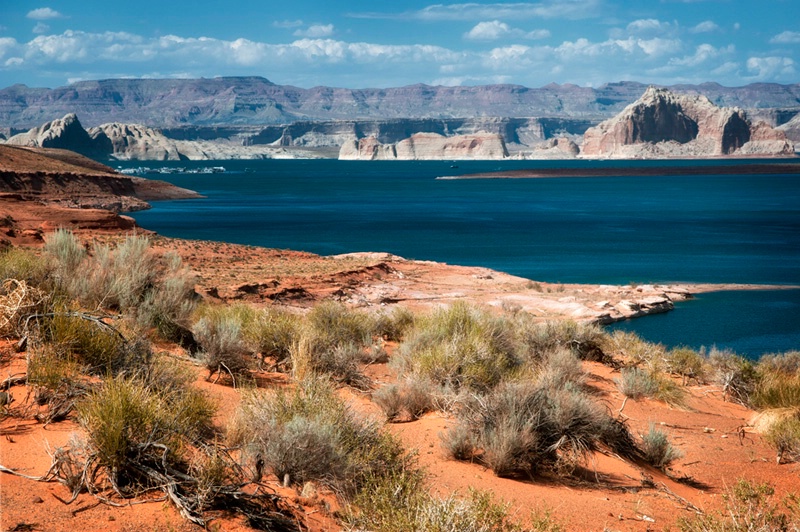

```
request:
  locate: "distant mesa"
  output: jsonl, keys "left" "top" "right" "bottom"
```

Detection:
{"left": 339, "top": 132, "right": 509, "bottom": 160}
{"left": 581, "top": 87, "right": 794, "bottom": 158}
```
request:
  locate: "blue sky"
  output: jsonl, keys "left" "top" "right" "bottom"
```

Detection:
{"left": 1, "top": 0, "right": 798, "bottom": 89}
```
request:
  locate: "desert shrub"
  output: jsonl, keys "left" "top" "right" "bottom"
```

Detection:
{"left": 394, "top": 302, "right": 521, "bottom": 392}
{"left": 75, "top": 234, "right": 159, "bottom": 311}
{"left": 192, "top": 306, "right": 253, "bottom": 384}
{"left": 534, "top": 348, "right": 586, "bottom": 391}
{"left": 517, "top": 318, "right": 608, "bottom": 362}
{"left": 313, "top": 341, "right": 372, "bottom": 389}
{"left": 617, "top": 367, "right": 686, "bottom": 406}
{"left": 678, "top": 479, "right": 799, "bottom": 531}
{"left": 757, "top": 351, "right": 800, "bottom": 376}
{"left": 764, "top": 415, "right": 800, "bottom": 464}
{"left": 345, "top": 467, "right": 529, "bottom": 532}
{"left": 136, "top": 252, "right": 198, "bottom": 344}
{"left": 708, "top": 348, "right": 758, "bottom": 405}
{"left": 372, "top": 306, "right": 415, "bottom": 342}
{"left": 43, "top": 228, "right": 86, "bottom": 287}
{"left": 600, "top": 330, "right": 665, "bottom": 367}
{"left": 230, "top": 377, "right": 406, "bottom": 494}
{"left": 446, "top": 380, "right": 635, "bottom": 477}
{"left": 751, "top": 374, "right": 800, "bottom": 410}
{"left": 38, "top": 311, "right": 151, "bottom": 375}
{"left": 244, "top": 306, "right": 300, "bottom": 370}
{"left": 306, "top": 300, "right": 376, "bottom": 350}
{"left": 640, "top": 424, "right": 682, "bottom": 469}
{"left": 373, "top": 378, "right": 435, "bottom": 422}
{"left": 665, "top": 347, "right": 708, "bottom": 385}
{"left": 0, "top": 247, "right": 51, "bottom": 284}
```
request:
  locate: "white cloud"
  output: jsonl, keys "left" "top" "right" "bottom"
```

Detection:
{"left": 293, "top": 24, "right": 334, "bottom": 38}
{"left": 33, "top": 22, "right": 50, "bottom": 34}
{"left": 415, "top": 1, "right": 600, "bottom": 21}
{"left": 770, "top": 31, "right": 800, "bottom": 44}
{"left": 690, "top": 21, "right": 719, "bottom": 34}
{"left": 26, "top": 8, "right": 64, "bottom": 20}
{"left": 626, "top": 19, "right": 673, "bottom": 37}
{"left": 465, "top": 20, "right": 550, "bottom": 41}
{"left": 746, "top": 56, "right": 795, "bottom": 80}
{"left": 668, "top": 43, "right": 734, "bottom": 67}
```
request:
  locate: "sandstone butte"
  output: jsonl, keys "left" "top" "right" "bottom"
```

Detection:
{"left": 1, "top": 145, "right": 799, "bottom": 532}
{"left": 4, "top": 87, "right": 796, "bottom": 162}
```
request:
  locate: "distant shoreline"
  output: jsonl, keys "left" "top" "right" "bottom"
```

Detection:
{"left": 439, "top": 161, "right": 800, "bottom": 180}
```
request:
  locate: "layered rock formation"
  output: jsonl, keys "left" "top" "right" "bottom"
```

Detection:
{"left": 582, "top": 87, "right": 794, "bottom": 158}
{"left": 5, "top": 114, "right": 111, "bottom": 158}
{"left": 89, "top": 123, "right": 184, "bottom": 161}
{"left": 3, "top": 77, "right": 800, "bottom": 128}
{"left": 339, "top": 133, "right": 509, "bottom": 160}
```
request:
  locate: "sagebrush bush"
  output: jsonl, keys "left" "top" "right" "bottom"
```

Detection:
{"left": 708, "top": 348, "right": 758, "bottom": 405}
{"left": 764, "top": 415, "right": 800, "bottom": 464}
{"left": 137, "top": 252, "right": 197, "bottom": 343}
{"left": 600, "top": 330, "right": 665, "bottom": 367}
{"left": 394, "top": 302, "right": 521, "bottom": 392}
{"left": 344, "top": 467, "right": 530, "bottom": 532}
{"left": 665, "top": 347, "right": 708, "bottom": 385}
{"left": 517, "top": 317, "right": 607, "bottom": 362}
{"left": 307, "top": 300, "right": 376, "bottom": 350}
{"left": 0, "top": 247, "right": 52, "bottom": 288}
{"left": 751, "top": 375, "right": 800, "bottom": 410}
{"left": 244, "top": 306, "right": 300, "bottom": 370}
{"left": 373, "top": 378, "right": 435, "bottom": 422}
{"left": 43, "top": 228, "right": 86, "bottom": 288}
{"left": 230, "top": 377, "right": 407, "bottom": 494}
{"left": 192, "top": 307, "right": 253, "bottom": 383}
{"left": 372, "top": 306, "right": 415, "bottom": 342}
{"left": 757, "top": 351, "right": 800, "bottom": 376}
{"left": 640, "top": 424, "right": 682, "bottom": 469}
{"left": 617, "top": 367, "right": 686, "bottom": 406}
{"left": 447, "top": 380, "right": 636, "bottom": 477}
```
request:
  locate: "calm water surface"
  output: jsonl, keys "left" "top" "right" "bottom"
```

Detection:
{"left": 128, "top": 159, "right": 800, "bottom": 358}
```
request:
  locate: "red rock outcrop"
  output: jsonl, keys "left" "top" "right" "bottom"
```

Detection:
{"left": 582, "top": 87, "right": 795, "bottom": 158}
{"left": 339, "top": 132, "right": 509, "bottom": 160}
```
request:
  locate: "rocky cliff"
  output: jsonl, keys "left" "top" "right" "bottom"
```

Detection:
{"left": 5, "top": 113, "right": 111, "bottom": 158}
{"left": 581, "top": 87, "right": 795, "bottom": 158}
{"left": 3, "top": 77, "right": 800, "bottom": 128}
{"left": 89, "top": 123, "right": 185, "bottom": 161}
{"left": 339, "top": 133, "right": 508, "bottom": 160}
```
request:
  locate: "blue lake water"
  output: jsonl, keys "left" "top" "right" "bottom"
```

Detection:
{"left": 126, "top": 159, "right": 800, "bottom": 358}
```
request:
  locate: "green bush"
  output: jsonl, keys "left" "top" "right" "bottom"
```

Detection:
{"left": 192, "top": 307, "right": 253, "bottom": 383}
{"left": 372, "top": 306, "right": 415, "bottom": 342}
{"left": 517, "top": 318, "right": 607, "bottom": 362}
{"left": 616, "top": 367, "right": 686, "bottom": 406}
{"left": 244, "top": 306, "right": 300, "bottom": 370}
{"left": 665, "top": 347, "right": 708, "bottom": 385}
{"left": 306, "top": 300, "right": 377, "bottom": 350}
{"left": 600, "top": 330, "right": 665, "bottom": 366}
{"left": 345, "top": 467, "right": 530, "bottom": 532}
{"left": 640, "top": 424, "right": 682, "bottom": 469}
{"left": 0, "top": 247, "right": 53, "bottom": 288}
{"left": 136, "top": 252, "right": 197, "bottom": 343}
{"left": 752, "top": 375, "right": 800, "bottom": 410}
{"left": 394, "top": 302, "right": 521, "bottom": 392}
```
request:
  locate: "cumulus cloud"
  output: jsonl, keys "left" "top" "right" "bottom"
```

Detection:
{"left": 746, "top": 56, "right": 795, "bottom": 80}
{"left": 770, "top": 31, "right": 800, "bottom": 44}
{"left": 33, "top": 22, "right": 50, "bottom": 34}
{"left": 690, "top": 21, "right": 719, "bottom": 34}
{"left": 464, "top": 20, "right": 550, "bottom": 41}
{"left": 293, "top": 24, "right": 335, "bottom": 38}
{"left": 626, "top": 19, "right": 674, "bottom": 37}
{"left": 668, "top": 43, "right": 734, "bottom": 67}
{"left": 26, "top": 7, "right": 64, "bottom": 20}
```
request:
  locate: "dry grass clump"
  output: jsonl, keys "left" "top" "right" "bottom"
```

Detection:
{"left": 345, "top": 471, "right": 536, "bottom": 532}
{"left": 192, "top": 304, "right": 254, "bottom": 385}
{"left": 230, "top": 376, "right": 407, "bottom": 495}
{"left": 677, "top": 479, "right": 800, "bottom": 531}
{"left": 393, "top": 302, "right": 521, "bottom": 392}
{"left": 443, "top": 379, "right": 636, "bottom": 477}
{"left": 707, "top": 347, "right": 758, "bottom": 405}
{"left": 640, "top": 424, "right": 682, "bottom": 469}
{"left": 0, "top": 246, "right": 53, "bottom": 289}
{"left": 373, "top": 378, "right": 436, "bottom": 422}
{"left": 600, "top": 330, "right": 666, "bottom": 367}
{"left": 665, "top": 346, "right": 708, "bottom": 385}
{"left": 244, "top": 306, "right": 301, "bottom": 370}
{"left": 616, "top": 367, "right": 686, "bottom": 407}
{"left": 516, "top": 317, "right": 608, "bottom": 363}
